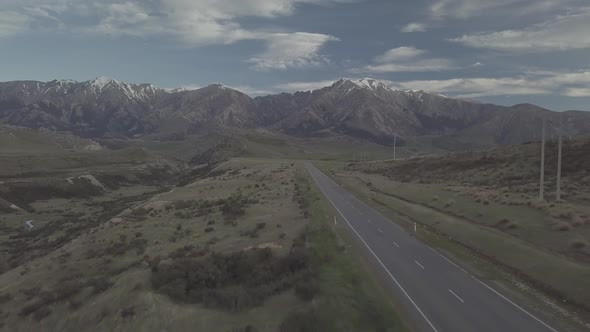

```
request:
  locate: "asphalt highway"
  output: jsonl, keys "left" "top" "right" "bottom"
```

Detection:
{"left": 305, "top": 162, "right": 559, "bottom": 332}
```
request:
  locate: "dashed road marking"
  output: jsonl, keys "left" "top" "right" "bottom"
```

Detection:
{"left": 307, "top": 166, "right": 439, "bottom": 332}
{"left": 415, "top": 260, "right": 425, "bottom": 269}
{"left": 449, "top": 289, "right": 465, "bottom": 303}
{"left": 393, "top": 241, "right": 400, "bottom": 248}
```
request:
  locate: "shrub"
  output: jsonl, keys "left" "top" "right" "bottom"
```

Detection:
{"left": 151, "top": 244, "right": 309, "bottom": 311}
{"left": 279, "top": 309, "right": 326, "bottom": 332}
{"left": 88, "top": 277, "right": 114, "bottom": 295}
{"left": 570, "top": 239, "right": 588, "bottom": 250}
{"left": 32, "top": 307, "right": 51, "bottom": 321}
{"left": 552, "top": 221, "right": 571, "bottom": 232}
{"left": 572, "top": 215, "right": 584, "bottom": 227}
{"left": 444, "top": 199, "right": 455, "bottom": 208}
{"left": 294, "top": 278, "right": 319, "bottom": 302}
{"left": 121, "top": 306, "right": 135, "bottom": 318}
{"left": 0, "top": 292, "right": 12, "bottom": 304}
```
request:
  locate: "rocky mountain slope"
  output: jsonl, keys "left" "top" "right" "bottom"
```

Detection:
{"left": 1, "top": 77, "right": 589, "bottom": 149}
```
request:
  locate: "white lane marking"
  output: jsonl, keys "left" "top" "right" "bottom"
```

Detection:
{"left": 415, "top": 261, "right": 425, "bottom": 269}
{"left": 378, "top": 228, "right": 384, "bottom": 234}
{"left": 321, "top": 172, "right": 405, "bottom": 232}
{"left": 427, "top": 247, "right": 469, "bottom": 274}
{"left": 393, "top": 241, "right": 400, "bottom": 248}
{"left": 312, "top": 165, "right": 559, "bottom": 332}
{"left": 472, "top": 277, "right": 559, "bottom": 332}
{"left": 307, "top": 167, "right": 439, "bottom": 332}
{"left": 448, "top": 289, "right": 465, "bottom": 303}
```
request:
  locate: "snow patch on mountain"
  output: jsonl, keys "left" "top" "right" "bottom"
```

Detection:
{"left": 90, "top": 76, "right": 120, "bottom": 91}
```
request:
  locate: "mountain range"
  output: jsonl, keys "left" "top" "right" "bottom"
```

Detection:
{"left": 1, "top": 77, "right": 589, "bottom": 149}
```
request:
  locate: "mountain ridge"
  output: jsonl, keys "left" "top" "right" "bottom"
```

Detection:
{"left": 1, "top": 77, "right": 590, "bottom": 149}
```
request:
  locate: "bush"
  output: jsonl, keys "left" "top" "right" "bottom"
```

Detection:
{"left": 570, "top": 239, "right": 588, "bottom": 250}
{"left": 0, "top": 292, "right": 12, "bottom": 304}
{"left": 552, "top": 221, "right": 571, "bottom": 232}
{"left": 294, "top": 278, "right": 319, "bottom": 302}
{"left": 121, "top": 306, "right": 135, "bottom": 318}
{"left": 88, "top": 277, "right": 114, "bottom": 295}
{"left": 32, "top": 306, "right": 51, "bottom": 321}
{"left": 279, "top": 309, "right": 327, "bottom": 332}
{"left": 151, "top": 244, "right": 309, "bottom": 311}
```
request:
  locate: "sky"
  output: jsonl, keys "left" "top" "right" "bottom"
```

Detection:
{"left": 1, "top": 0, "right": 590, "bottom": 111}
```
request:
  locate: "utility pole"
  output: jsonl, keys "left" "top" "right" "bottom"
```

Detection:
{"left": 539, "top": 117, "right": 546, "bottom": 201}
{"left": 393, "top": 135, "right": 397, "bottom": 161}
{"left": 556, "top": 115, "right": 563, "bottom": 201}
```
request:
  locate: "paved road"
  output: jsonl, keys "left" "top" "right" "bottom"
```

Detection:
{"left": 305, "top": 163, "right": 559, "bottom": 332}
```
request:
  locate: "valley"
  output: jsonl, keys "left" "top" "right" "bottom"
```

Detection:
{"left": 1, "top": 77, "right": 589, "bottom": 332}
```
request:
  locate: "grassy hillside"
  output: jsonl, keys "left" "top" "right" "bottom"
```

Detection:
{"left": 316, "top": 136, "right": 590, "bottom": 329}
{"left": 0, "top": 125, "right": 102, "bottom": 153}
{"left": 0, "top": 154, "right": 407, "bottom": 331}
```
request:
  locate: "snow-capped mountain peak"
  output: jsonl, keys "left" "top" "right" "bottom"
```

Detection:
{"left": 88, "top": 76, "right": 122, "bottom": 91}
{"left": 332, "top": 78, "right": 392, "bottom": 93}
{"left": 354, "top": 78, "right": 390, "bottom": 90}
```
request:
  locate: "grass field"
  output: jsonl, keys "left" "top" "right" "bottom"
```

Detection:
{"left": 0, "top": 150, "right": 408, "bottom": 331}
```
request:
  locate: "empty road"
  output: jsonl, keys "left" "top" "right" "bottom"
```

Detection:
{"left": 306, "top": 162, "right": 559, "bottom": 332}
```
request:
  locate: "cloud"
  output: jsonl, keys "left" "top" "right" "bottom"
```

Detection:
{"left": 275, "top": 79, "right": 340, "bottom": 92}
{"left": 359, "top": 46, "right": 454, "bottom": 73}
{"left": 389, "top": 70, "right": 590, "bottom": 98}
{"left": 228, "top": 85, "right": 275, "bottom": 96}
{"left": 248, "top": 32, "right": 339, "bottom": 70}
{"left": 275, "top": 70, "right": 590, "bottom": 98}
{"left": 374, "top": 47, "right": 425, "bottom": 62}
{"left": 450, "top": 7, "right": 590, "bottom": 51}
{"left": 429, "top": 0, "right": 576, "bottom": 19}
{"left": 401, "top": 22, "right": 427, "bottom": 33}
{"left": 0, "top": 11, "right": 30, "bottom": 38}
{"left": 1, "top": 0, "right": 358, "bottom": 70}
{"left": 563, "top": 88, "right": 590, "bottom": 97}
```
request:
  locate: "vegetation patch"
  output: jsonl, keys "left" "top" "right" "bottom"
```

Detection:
{"left": 151, "top": 240, "right": 310, "bottom": 312}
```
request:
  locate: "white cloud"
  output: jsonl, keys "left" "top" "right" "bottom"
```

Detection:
{"left": 374, "top": 47, "right": 425, "bottom": 63}
{"left": 248, "top": 32, "right": 339, "bottom": 70}
{"left": 429, "top": 0, "right": 576, "bottom": 19}
{"left": 450, "top": 7, "right": 590, "bottom": 51}
{"left": 389, "top": 70, "right": 590, "bottom": 98}
{"left": 1, "top": 0, "right": 358, "bottom": 70}
{"left": 391, "top": 77, "right": 548, "bottom": 98}
{"left": 275, "top": 70, "right": 590, "bottom": 97}
{"left": 275, "top": 79, "right": 340, "bottom": 92}
{"left": 359, "top": 46, "right": 454, "bottom": 73}
{"left": 364, "top": 59, "right": 453, "bottom": 73}
{"left": 401, "top": 22, "right": 427, "bottom": 33}
{"left": 228, "top": 85, "right": 275, "bottom": 96}
{"left": 563, "top": 88, "right": 590, "bottom": 97}
{"left": 0, "top": 11, "right": 30, "bottom": 38}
